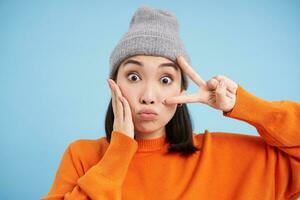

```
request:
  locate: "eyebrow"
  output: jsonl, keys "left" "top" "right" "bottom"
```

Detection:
{"left": 122, "top": 59, "right": 179, "bottom": 71}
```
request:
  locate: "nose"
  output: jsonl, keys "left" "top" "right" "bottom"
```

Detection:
{"left": 141, "top": 99, "right": 155, "bottom": 105}
{"left": 139, "top": 85, "right": 156, "bottom": 105}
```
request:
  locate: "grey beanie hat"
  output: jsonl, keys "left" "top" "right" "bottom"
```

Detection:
{"left": 109, "top": 6, "right": 191, "bottom": 88}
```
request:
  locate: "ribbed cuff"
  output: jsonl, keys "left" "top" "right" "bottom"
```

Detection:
{"left": 223, "top": 85, "right": 290, "bottom": 146}
{"left": 93, "top": 131, "right": 137, "bottom": 182}
{"left": 223, "top": 85, "right": 272, "bottom": 122}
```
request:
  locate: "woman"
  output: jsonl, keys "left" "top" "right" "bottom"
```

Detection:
{"left": 42, "top": 6, "right": 300, "bottom": 200}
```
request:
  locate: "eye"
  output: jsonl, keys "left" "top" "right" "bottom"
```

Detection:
{"left": 127, "top": 72, "right": 141, "bottom": 82}
{"left": 160, "top": 76, "right": 173, "bottom": 85}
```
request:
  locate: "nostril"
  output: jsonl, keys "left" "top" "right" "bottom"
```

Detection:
{"left": 142, "top": 100, "right": 147, "bottom": 104}
{"left": 141, "top": 100, "right": 155, "bottom": 104}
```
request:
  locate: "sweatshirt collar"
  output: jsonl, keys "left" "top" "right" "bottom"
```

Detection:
{"left": 135, "top": 135, "right": 168, "bottom": 152}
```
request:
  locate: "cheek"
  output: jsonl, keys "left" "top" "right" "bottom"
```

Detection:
{"left": 163, "top": 85, "right": 182, "bottom": 100}
{"left": 162, "top": 88, "right": 181, "bottom": 110}
{"left": 119, "top": 85, "right": 133, "bottom": 100}
{"left": 118, "top": 84, "right": 136, "bottom": 109}
{"left": 163, "top": 86, "right": 181, "bottom": 112}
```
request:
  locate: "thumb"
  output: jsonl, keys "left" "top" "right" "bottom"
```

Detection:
{"left": 215, "top": 80, "right": 227, "bottom": 106}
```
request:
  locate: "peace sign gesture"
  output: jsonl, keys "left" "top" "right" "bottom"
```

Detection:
{"left": 164, "top": 56, "right": 239, "bottom": 112}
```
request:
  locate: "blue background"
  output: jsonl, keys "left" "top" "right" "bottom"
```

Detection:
{"left": 1, "top": 1, "right": 299, "bottom": 199}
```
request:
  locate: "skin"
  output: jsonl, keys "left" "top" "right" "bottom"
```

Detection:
{"left": 107, "top": 55, "right": 238, "bottom": 140}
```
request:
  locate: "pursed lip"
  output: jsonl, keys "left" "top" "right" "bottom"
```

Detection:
{"left": 138, "top": 109, "right": 158, "bottom": 115}
{"left": 138, "top": 109, "right": 158, "bottom": 120}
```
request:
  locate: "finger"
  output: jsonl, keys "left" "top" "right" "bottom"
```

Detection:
{"left": 226, "top": 90, "right": 235, "bottom": 98}
{"left": 108, "top": 79, "right": 117, "bottom": 118}
{"left": 113, "top": 82, "right": 124, "bottom": 122}
{"left": 109, "top": 79, "right": 124, "bottom": 97}
{"left": 207, "top": 78, "right": 236, "bottom": 95}
{"left": 120, "top": 96, "right": 133, "bottom": 122}
{"left": 177, "top": 56, "right": 207, "bottom": 88}
{"left": 207, "top": 78, "right": 236, "bottom": 97}
{"left": 207, "top": 78, "right": 218, "bottom": 90}
{"left": 165, "top": 92, "right": 208, "bottom": 105}
{"left": 109, "top": 79, "right": 124, "bottom": 121}
{"left": 118, "top": 96, "right": 125, "bottom": 120}
{"left": 213, "top": 75, "right": 238, "bottom": 93}
{"left": 215, "top": 80, "right": 229, "bottom": 106}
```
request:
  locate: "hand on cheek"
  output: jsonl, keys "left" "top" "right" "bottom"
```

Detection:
{"left": 107, "top": 79, "right": 135, "bottom": 139}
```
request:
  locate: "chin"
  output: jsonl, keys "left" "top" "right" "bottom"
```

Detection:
{"left": 134, "top": 122, "right": 163, "bottom": 134}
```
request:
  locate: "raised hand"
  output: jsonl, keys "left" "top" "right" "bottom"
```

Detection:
{"left": 164, "top": 56, "right": 238, "bottom": 112}
{"left": 107, "top": 79, "right": 135, "bottom": 138}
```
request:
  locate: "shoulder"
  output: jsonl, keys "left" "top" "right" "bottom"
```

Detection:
{"left": 193, "top": 130, "right": 268, "bottom": 152}
{"left": 67, "top": 136, "right": 110, "bottom": 160}
{"left": 56, "top": 136, "right": 110, "bottom": 174}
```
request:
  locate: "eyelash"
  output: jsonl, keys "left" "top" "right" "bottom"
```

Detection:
{"left": 126, "top": 72, "right": 174, "bottom": 84}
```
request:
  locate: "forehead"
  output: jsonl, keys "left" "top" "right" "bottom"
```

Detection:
{"left": 120, "top": 55, "right": 179, "bottom": 71}
{"left": 127, "top": 55, "right": 173, "bottom": 62}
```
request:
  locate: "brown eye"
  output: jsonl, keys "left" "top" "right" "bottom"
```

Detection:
{"left": 160, "top": 76, "right": 173, "bottom": 85}
{"left": 127, "top": 73, "right": 141, "bottom": 82}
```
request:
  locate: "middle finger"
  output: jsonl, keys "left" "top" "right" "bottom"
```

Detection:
{"left": 177, "top": 56, "right": 207, "bottom": 89}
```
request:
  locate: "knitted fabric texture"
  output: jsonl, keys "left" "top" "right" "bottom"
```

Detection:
{"left": 109, "top": 6, "right": 191, "bottom": 84}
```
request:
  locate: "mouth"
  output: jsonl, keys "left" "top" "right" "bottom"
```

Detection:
{"left": 138, "top": 109, "right": 158, "bottom": 121}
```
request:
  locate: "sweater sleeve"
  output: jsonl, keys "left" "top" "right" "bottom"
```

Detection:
{"left": 41, "top": 131, "right": 138, "bottom": 200}
{"left": 223, "top": 85, "right": 300, "bottom": 200}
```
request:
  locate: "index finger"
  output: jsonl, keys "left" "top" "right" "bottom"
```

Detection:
{"left": 177, "top": 56, "right": 207, "bottom": 88}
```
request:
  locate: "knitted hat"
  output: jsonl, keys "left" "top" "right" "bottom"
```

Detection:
{"left": 109, "top": 6, "right": 191, "bottom": 88}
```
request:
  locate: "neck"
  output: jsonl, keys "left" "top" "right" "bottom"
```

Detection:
{"left": 134, "top": 127, "right": 166, "bottom": 140}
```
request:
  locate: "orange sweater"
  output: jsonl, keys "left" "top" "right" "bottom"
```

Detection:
{"left": 41, "top": 86, "right": 300, "bottom": 200}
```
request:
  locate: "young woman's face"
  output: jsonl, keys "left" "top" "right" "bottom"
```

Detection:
{"left": 116, "top": 55, "right": 185, "bottom": 138}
